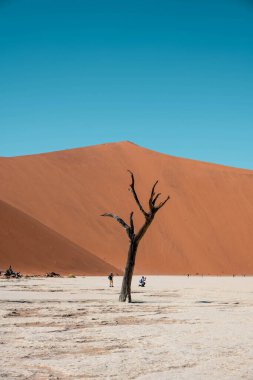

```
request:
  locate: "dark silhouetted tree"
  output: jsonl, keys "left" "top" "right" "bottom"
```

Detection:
{"left": 102, "top": 171, "right": 170, "bottom": 302}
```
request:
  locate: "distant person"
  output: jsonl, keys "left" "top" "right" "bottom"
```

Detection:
{"left": 6, "top": 265, "right": 14, "bottom": 276}
{"left": 108, "top": 273, "right": 114, "bottom": 287}
{"left": 139, "top": 276, "right": 146, "bottom": 287}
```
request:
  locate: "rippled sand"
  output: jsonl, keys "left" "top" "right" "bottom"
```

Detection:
{"left": 0, "top": 276, "right": 252, "bottom": 379}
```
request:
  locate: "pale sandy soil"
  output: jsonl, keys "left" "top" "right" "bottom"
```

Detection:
{"left": 0, "top": 276, "right": 253, "bottom": 379}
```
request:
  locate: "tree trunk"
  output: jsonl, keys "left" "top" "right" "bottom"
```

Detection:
{"left": 119, "top": 240, "right": 138, "bottom": 302}
{"left": 119, "top": 218, "right": 155, "bottom": 302}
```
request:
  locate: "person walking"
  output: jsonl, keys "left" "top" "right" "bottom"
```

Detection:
{"left": 108, "top": 272, "right": 114, "bottom": 287}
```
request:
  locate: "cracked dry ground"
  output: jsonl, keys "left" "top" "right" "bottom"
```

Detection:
{"left": 0, "top": 276, "right": 253, "bottom": 379}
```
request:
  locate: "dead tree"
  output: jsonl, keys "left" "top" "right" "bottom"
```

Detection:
{"left": 102, "top": 171, "right": 170, "bottom": 302}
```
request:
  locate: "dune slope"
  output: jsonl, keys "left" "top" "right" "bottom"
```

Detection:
{"left": 0, "top": 141, "right": 253, "bottom": 274}
{"left": 0, "top": 200, "right": 121, "bottom": 275}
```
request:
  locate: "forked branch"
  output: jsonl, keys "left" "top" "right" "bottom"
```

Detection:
{"left": 155, "top": 195, "right": 170, "bottom": 210}
{"left": 149, "top": 180, "right": 158, "bottom": 210}
{"left": 102, "top": 172, "right": 170, "bottom": 243}
{"left": 152, "top": 193, "right": 161, "bottom": 206}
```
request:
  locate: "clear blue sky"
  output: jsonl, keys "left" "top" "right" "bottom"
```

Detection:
{"left": 0, "top": 0, "right": 253, "bottom": 169}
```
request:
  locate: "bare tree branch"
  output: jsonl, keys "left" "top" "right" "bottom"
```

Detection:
{"left": 150, "top": 180, "right": 158, "bottom": 200}
{"left": 149, "top": 180, "right": 159, "bottom": 210}
{"left": 129, "top": 212, "right": 134, "bottom": 235}
{"left": 152, "top": 193, "right": 161, "bottom": 206}
{"left": 128, "top": 170, "right": 148, "bottom": 218}
{"left": 101, "top": 213, "right": 132, "bottom": 238}
{"left": 155, "top": 195, "right": 170, "bottom": 210}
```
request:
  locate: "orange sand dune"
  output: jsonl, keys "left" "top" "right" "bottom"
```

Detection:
{"left": 0, "top": 141, "right": 253, "bottom": 274}
{"left": 0, "top": 200, "right": 121, "bottom": 275}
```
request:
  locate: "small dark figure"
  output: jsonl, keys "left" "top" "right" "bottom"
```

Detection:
{"left": 5, "top": 266, "right": 14, "bottom": 277}
{"left": 108, "top": 273, "right": 114, "bottom": 287}
{"left": 46, "top": 272, "right": 60, "bottom": 277}
{"left": 7, "top": 266, "right": 13, "bottom": 275}
{"left": 4, "top": 266, "right": 22, "bottom": 278}
{"left": 139, "top": 276, "right": 146, "bottom": 287}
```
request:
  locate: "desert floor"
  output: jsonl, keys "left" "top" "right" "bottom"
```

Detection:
{"left": 0, "top": 276, "right": 252, "bottom": 379}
